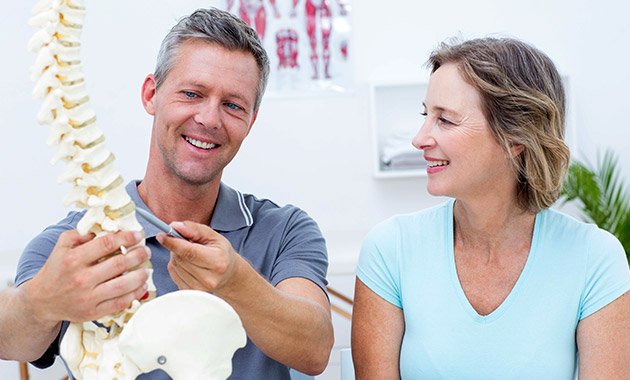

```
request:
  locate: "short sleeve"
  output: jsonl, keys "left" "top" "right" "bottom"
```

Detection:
{"left": 356, "top": 219, "right": 402, "bottom": 308}
{"left": 269, "top": 209, "right": 329, "bottom": 295}
{"left": 15, "top": 211, "right": 82, "bottom": 286}
{"left": 579, "top": 228, "right": 630, "bottom": 320}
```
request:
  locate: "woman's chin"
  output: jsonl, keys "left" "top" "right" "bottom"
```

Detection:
{"left": 426, "top": 184, "right": 448, "bottom": 197}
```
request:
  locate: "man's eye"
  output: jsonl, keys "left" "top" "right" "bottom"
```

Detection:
{"left": 183, "top": 91, "right": 198, "bottom": 98}
{"left": 225, "top": 102, "right": 242, "bottom": 111}
{"left": 420, "top": 111, "right": 428, "bottom": 117}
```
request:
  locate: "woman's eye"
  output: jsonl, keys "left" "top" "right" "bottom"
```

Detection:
{"left": 420, "top": 111, "right": 428, "bottom": 117}
{"left": 438, "top": 117, "right": 453, "bottom": 125}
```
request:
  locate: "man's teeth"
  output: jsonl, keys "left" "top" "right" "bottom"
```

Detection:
{"left": 185, "top": 136, "right": 216, "bottom": 150}
{"left": 427, "top": 160, "right": 449, "bottom": 168}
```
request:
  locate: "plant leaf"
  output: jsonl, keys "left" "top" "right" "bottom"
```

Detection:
{"left": 560, "top": 149, "right": 630, "bottom": 261}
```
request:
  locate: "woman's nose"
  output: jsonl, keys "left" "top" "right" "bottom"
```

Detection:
{"left": 411, "top": 119, "right": 434, "bottom": 151}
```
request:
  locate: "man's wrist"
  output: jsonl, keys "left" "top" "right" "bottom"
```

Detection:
{"left": 20, "top": 279, "right": 59, "bottom": 329}
{"left": 215, "top": 254, "right": 255, "bottom": 302}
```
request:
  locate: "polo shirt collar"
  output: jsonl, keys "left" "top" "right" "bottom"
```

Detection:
{"left": 211, "top": 182, "right": 254, "bottom": 232}
{"left": 126, "top": 180, "right": 253, "bottom": 238}
{"left": 126, "top": 180, "right": 160, "bottom": 238}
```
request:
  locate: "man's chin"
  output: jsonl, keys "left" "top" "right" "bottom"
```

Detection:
{"left": 162, "top": 155, "right": 225, "bottom": 186}
{"left": 172, "top": 168, "right": 222, "bottom": 187}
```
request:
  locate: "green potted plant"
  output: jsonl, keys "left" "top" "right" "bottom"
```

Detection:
{"left": 560, "top": 150, "right": 630, "bottom": 263}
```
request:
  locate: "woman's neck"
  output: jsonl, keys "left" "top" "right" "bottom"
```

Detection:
{"left": 453, "top": 196, "right": 535, "bottom": 254}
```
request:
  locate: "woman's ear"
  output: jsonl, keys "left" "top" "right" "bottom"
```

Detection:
{"left": 510, "top": 143, "right": 525, "bottom": 157}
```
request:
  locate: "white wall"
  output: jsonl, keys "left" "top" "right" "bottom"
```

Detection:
{"left": 1, "top": 0, "right": 629, "bottom": 376}
{"left": 2, "top": 0, "right": 629, "bottom": 262}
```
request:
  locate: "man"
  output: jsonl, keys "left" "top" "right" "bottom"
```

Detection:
{"left": 0, "top": 8, "right": 333, "bottom": 379}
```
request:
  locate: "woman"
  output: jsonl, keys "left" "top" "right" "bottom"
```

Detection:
{"left": 352, "top": 37, "right": 629, "bottom": 379}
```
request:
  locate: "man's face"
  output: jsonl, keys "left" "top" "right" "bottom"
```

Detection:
{"left": 142, "top": 39, "right": 259, "bottom": 186}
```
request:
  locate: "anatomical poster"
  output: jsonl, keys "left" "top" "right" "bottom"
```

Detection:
{"left": 222, "top": 0, "right": 353, "bottom": 96}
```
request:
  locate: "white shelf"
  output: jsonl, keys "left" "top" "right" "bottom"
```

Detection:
{"left": 370, "top": 81, "right": 428, "bottom": 179}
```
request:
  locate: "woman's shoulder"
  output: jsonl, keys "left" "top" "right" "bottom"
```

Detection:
{"left": 541, "top": 210, "right": 630, "bottom": 320}
{"left": 540, "top": 207, "right": 617, "bottom": 244}
{"left": 539, "top": 208, "right": 626, "bottom": 267}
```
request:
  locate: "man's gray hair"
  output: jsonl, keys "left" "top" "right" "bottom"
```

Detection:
{"left": 155, "top": 8, "right": 270, "bottom": 111}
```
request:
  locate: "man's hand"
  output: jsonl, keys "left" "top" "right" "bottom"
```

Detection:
{"left": 25, "top": 230, "right": 151, "bottom": 324}
{"left": 156, "top": 222, "right": 240, "bottom": 295}
{"left": 156, "top": 221, "right": 333, "bottom": 375}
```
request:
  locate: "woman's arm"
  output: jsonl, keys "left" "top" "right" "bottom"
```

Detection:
{"left": 577, "top": 291, "right": 629, "bottom": 379}
{"left": 351, "top": 278, "right": 404, "bottom": 379}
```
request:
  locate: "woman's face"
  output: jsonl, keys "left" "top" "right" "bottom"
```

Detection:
{"left": 412, "top": 63, "right": 516, "bottom": 201}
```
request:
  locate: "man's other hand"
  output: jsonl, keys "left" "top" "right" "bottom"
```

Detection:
{"left": 25, "top": 230, "right": 151, "bottom": 324}
{"left": 157, "top": 222, "right": 240, "bottom": 295}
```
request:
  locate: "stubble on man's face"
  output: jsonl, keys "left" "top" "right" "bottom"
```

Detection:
{"left": 148, "top": 41, "right": 260, "bottom": 187}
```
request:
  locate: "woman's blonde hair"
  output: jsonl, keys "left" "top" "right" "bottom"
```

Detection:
{"left": 428, "top": 37, "right": 570, "bottom": 213}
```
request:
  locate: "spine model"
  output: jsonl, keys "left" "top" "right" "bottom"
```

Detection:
{"left": 28, "top": 0, "right": 155, "bottom": 378}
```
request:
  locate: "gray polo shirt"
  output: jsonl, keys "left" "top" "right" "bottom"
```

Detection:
{"left": 16, "top": 180, "right": 329, "bottom": 380}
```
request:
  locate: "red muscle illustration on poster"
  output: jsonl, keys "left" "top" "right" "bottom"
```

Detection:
{"left": 224, "top": 0, "right": 353, "bottom": 96}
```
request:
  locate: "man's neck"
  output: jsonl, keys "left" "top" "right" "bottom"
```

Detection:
{"left": 137, "top": 172, "right": 221, "bottom": 225}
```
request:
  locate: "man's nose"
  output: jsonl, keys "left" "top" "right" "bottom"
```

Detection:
{"left": 193, "top": 102, "right": 221, "bottom": 129}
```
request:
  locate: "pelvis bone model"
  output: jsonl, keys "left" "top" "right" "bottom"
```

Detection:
{"left": 61, "top": 291, "right": 247, "bottom": 379}
{"left": 28, "top": 0, "right": 246, "bottom": 378}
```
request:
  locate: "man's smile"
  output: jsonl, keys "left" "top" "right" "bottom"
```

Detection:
{"left": 183, "top": 135, "right": 218, "bottom": 150}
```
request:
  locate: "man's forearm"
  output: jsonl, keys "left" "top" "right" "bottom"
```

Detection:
{"left": 158, "top": 223, "right": 334, "bottom": 374}
{"left": 0, "top": 284, "right": 61, "bottom": 361}
{"left": 218, "top": 258, "right": 334, "bottom": 375}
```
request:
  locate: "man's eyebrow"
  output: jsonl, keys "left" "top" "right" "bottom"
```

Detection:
{"left": 180, "top": 81, "right": 207, "bottom": 89}
{"left": 224, "top": 91, "right": 251, "bottom": 104}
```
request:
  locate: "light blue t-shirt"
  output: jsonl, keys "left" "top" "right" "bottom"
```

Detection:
{"left": 357, "top": 199, "right": 630, "bottom": 379}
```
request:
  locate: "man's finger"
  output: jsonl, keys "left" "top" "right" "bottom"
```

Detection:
{"left": 79, "top": 230, "right": 144, "bottom": 264}
{"left": 170, "top": 221, "right": 219, "bottom": 244}
{"left": 168, "top": 261, "right": 193, "bottom": 290}
{"left": 93, "top": 286, "right": 147, "bottom": 320}
{"left": 156, "top": 233, "right": 199, "bottom": 260}
{"left": 158, "top": 234, "right": 221, "bottom": 271}
{"left": 93, "top": 268, "right": 149, "bottom": 302}
{"left": 90, "top": 246, "right": 151, "bottom": 285}
{"left": 57, "top": 230, "right": 96, "bottom": 250}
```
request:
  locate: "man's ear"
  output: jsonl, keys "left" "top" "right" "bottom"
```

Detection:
{"left": 141, "top": 74, "right": 157, "bottom": 116}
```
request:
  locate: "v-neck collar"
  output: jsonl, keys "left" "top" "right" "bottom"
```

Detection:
{"left": 446, "top": 199, "right": 543, "bottom": 324}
